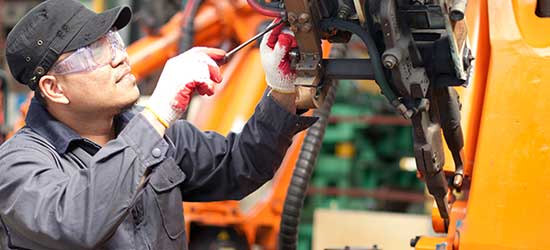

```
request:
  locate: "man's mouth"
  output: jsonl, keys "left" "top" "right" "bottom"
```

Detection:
{"left": 116, "top": 67, "right": 132, "bottom": 83}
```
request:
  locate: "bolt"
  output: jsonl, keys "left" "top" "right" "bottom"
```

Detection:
{"left": 450, "top": 10, "right": 465, "bottom": 21}
{"left": 298, "top": 13, "right": 310, "bottom": 24}
{"left": 383, "top": 54, "right": 398, "bottom": 69}
{"left": 396, "top": 104, "right": 413, "bottom": 119}
{"left": 289, "top": 50, "right": 299, "bottom": 59}
{"left": 453, "top": 174, "right": 464, "bottom": 188}
{"left": 450, "top": 0, "right": 467, "bottom": 21}
{"left": 287, "top": 12, "right": 298, "bottom": 24}
{"left": 418, "top": 98, "right": 430, "bottom": 111}
{"left": 404, "top": 110, "right": 414, "bottom": 119}
{"left": 337, "top": 5, "right": 352, "bottom": 19}
{"left": 302, "top": 23, "right": 312, "bottom": 32}
{"left": 290, "top": 25, "right": 299, "bottom": 33}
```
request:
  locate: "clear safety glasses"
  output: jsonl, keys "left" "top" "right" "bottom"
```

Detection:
{"left": 50, "top": 30, "right": 127, "bottom": 75}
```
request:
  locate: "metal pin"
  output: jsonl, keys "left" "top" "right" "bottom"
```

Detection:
{"left": 450, "top": 0, "right": 468, "bottom": 21}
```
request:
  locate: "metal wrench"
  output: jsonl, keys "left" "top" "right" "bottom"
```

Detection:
{"left": 216, "top": 19, "right": 285, "bottom": 65}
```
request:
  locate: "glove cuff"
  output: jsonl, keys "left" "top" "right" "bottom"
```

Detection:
{"left": 144, "top": 106, "right": 170, "bottom": 128}
{"left": 146, "top": 94, "right": 181, "bottom": 127}
{"left": 265, "top": 74, "right": 296, "bottom": 93}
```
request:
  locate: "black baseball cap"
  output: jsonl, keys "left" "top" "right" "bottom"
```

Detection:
{"left": 5, "top": 0, "right": 132, "bottom": 90}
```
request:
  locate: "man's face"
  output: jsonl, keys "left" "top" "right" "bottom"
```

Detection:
{"left": 51, "top": 32, "right": 139, "bottom": 115}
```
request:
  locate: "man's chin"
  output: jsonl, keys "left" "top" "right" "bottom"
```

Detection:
{"left": 123, "top": 95, "right": 140, "bottom": 110}
{"left": 114, "top": 92, "right": 140, "bottom": 113}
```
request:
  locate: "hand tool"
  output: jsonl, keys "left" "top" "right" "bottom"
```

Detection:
{"left": 216, "top": 18, "right": 285, "bottom": 65}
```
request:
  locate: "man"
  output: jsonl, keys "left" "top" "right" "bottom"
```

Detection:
{"left": 0, "top": 0, "right": 315, "bottom": 249}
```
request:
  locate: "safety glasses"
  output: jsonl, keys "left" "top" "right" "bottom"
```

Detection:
{"left": 50, "top": 30, "right": 126, "bottom": 75}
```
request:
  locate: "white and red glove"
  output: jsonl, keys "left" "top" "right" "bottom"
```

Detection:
{"left": 259, "top": 19, "right": 298, "bottom": 93}
{"left": 146, "top": 47, "right": 225, "bottom": 127}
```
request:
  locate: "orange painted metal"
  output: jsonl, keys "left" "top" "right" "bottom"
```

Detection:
{"left": 431, "top": 0, "right": 491, "bottom": 241}
{"left": 127, "top": 0, "right": 267, "bottom": 82}
{"left": 6, "top": 92, "right": 33, "bottom": 140}
{"left": 458, "top": 0, "right": 491, "bottom": 178}
{"left": 422, "top": 0, "right": 550, "bottom": 249}
{"left": 415, "top": 236, "right": 448, "bottom": 250}
{"left": 446, "top": 200, "right": 467, "bottom": 250}
{"left": 459, "top": 0, "right": 550, "bottom": 249}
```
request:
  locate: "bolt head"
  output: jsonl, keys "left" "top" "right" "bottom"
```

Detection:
{"left": 298, "top": 13, "right": 310, "bottom": 24}
{"left": 302, "top": 23, "right": 312, "bottom": 32}
{"left": 383, "top": 55, "right": 398, "bottom": 69}
{"left": 453, "top": 174, "right": 464, "bottom": 188}
{"left": 287, "top": 13, "right": 297, "bottom": 24}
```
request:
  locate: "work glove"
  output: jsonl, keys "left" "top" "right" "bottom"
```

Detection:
{"left": 259, "top": 19, "right": 298, "bottom": 93}
{"left": 146, "top": 47, "right": 225, "bottom": 127}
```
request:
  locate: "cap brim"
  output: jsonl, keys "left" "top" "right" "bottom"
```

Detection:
{"left": 64, "top": 5, "right": 132, "bottom": 52}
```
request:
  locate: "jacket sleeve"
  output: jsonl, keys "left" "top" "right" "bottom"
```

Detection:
{"left": 166, "top": 94, "right": 317, "bottom": 202}
{"left": 0, "top": 114, "right": 168, "bottom": 250}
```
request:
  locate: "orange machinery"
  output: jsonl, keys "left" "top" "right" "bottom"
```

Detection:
{"left": 414, "top": 0, "right": 550, "bottom": 249}
{"left": 129, "top": 0, "right": 550, "bottom": 249}
{"left": 7, "top": 0, "right": 550, "bottom": 249}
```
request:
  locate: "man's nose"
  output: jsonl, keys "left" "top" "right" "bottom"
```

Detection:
{"left": 110, "top": 48, "right": 129, "bottom": 67}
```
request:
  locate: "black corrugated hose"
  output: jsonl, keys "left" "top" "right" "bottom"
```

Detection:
{"left": 278, "top": 44, "right": 347, "bottom": 250}
{"left": 179, "top": 0, "right": 203, "bottom": 53}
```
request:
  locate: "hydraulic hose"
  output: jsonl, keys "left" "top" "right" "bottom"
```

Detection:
{"left": 278, "top": 44, "right": 347, "bottom": 250}
{"left": 320, "top": 18, "right": 398, "bottom": 106}
{"left": 179, "top": 0, "right": 203, "bottom": 53}
{"left": 278, "top": 81, "right": 337, "bottom": 250}
{"left": 246, "top": 0, "right": 282, "bottom": 17}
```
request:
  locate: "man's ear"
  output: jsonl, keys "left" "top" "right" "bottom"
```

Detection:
{"left": 38, "top": 75, "right": 69, "bottom": 104}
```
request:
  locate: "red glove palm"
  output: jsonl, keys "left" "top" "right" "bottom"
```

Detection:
{"left": 146, "top": 47, "right": 225, "bottom": 127}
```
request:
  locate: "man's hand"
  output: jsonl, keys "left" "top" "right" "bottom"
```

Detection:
{"left": 145, "top": 47, "right": 225, "bottom": 128}
{"left": 260, "top": 19, "right": 298, "bottom": 94}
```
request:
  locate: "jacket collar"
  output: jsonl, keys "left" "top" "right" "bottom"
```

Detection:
{"left": 25, "top": 97, "right": 136, "bottom": 154}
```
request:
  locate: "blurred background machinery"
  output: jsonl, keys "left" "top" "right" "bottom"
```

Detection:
{"left": 296, "top": 79, "right": 427, "bottom": 250}
{"left": 1, "top": 1, "right": 427, "bottom": 249}
{"left": 2, "top": 1, "right": 550, "bottom": 250}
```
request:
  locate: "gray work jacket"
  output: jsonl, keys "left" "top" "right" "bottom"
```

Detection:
{"left": 0, "top": 93, "right": 315, "bottom": 250}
